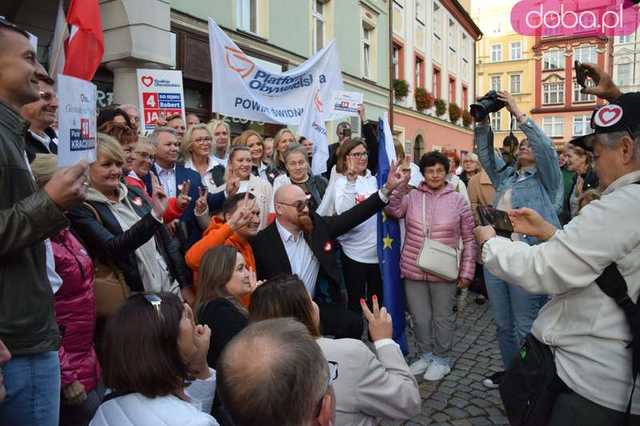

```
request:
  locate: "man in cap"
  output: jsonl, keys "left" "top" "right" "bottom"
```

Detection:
{"left": 475, "top": 66, "right": 640, "bottom": 424}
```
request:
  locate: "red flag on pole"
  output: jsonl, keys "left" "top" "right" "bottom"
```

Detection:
{"left": 63, "top": 0, "right": 104, "bottom": 81}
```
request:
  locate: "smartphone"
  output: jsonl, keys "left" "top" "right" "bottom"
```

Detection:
{"left": 575, "top": 60, "right": 587, "bottom": 88}
{"left": 477, "top": 206, "right": 514, "bottom": 235}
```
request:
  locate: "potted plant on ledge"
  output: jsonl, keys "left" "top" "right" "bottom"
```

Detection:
{"left": 448, "top": 102, "right": 462, "bottom": 124}
{"left": 434, "top": 98, "right": 447, "bottom": 117}
{"left": 414, "top": 87, "right": 434, "bottom": 111}
{"left": 393, "top": 79, "right": 409, "bottom": 100}
{"left": 462, "top": 110, "right": 473, "bottom": 128}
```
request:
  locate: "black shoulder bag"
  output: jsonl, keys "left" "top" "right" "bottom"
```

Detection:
{"left": 500, "top": 266, "right": 640, "bottom": 426}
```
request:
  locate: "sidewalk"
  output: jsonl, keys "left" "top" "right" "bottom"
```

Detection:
{"left": 382, "top": 294, "right": 508, "bottom": 426}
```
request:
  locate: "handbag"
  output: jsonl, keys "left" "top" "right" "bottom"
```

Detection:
{"left": 83, "top": 202, "right": 130, "bottom": 317}
{"left": 416, "top": 193, "right": 460, "bottom": 281}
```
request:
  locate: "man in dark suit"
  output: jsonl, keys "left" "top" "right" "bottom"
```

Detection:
{"left": 144, "top": 126, "right": 225, "bottom": 249}
{"left": 20, "top": 64, "right": 59, "bottom": 162}
{"left": 251, "top": 162, "right": 408, "bottom": 338}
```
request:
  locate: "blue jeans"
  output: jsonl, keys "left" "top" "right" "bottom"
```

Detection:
{"left": 484, "top": 269, "right": 547, "bottom": 369}
{"left": 0, "top": 351, "right": 61, "bottom": 426}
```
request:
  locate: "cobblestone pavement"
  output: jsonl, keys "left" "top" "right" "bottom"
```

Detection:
{"left": 381, "top": 294, "right": 508, "bottom": 426}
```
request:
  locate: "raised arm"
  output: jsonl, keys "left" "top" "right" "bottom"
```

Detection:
{"left": 474, "top": 121, "right": 506, "bottom": 189}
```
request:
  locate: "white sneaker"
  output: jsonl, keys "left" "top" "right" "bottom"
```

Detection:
{"left": 409, "top": 357, "right": 432, "bottom": 376}
{"left": 423, "top": 362, "right": 451, "bottom": 381}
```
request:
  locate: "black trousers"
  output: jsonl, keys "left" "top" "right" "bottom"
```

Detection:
{"left": 549, "top": 391, "right": 640, "bottom": 426}
{"left": 341, "top": 252, "right": 383, "bottom": 314}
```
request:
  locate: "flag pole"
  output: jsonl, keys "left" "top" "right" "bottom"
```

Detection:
{"left": 388, "top": 0, "right": 394, "bottom": 131}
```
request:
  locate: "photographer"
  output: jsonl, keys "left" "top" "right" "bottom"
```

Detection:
{"left": 474, "top": 90, "right": 563, "bottom": 389}
{"left": 475, "top": 89, "right": 640, "bottom": 425}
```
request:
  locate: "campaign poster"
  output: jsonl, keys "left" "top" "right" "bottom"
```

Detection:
{"left": 57, "top": 74, "right": 97, "bottom": 167}
{"left": 329, "top": 90, "right": 363, "bottom": 117}
{"left": 136, "top": 69, "right": 186, "bottom": 134}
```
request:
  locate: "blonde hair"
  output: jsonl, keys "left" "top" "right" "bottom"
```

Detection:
{"left": 30, "top": 153, "right": 58, "bottom": 187}
{"left": 207, "top": 119, "right": 231, "bottom": 151}
{"left": 181, "top": 123, "right": 212, "bottom": 160}
{"left": 272, "top": 128, "right": 296, "bottom": 169}
{"left": 236, "top": 129, "right": 263, "bottom": 146}
{"left": 96, "top": 133, "right": 125, "bottom": 164}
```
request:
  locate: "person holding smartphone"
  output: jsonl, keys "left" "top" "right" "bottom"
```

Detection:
{"left": 474, "top": 90, "right": 563, "bottom": 389}
{"left": 213, "top": 145, "right": 272, "bottom": 231}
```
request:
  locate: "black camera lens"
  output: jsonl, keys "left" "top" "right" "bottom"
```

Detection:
{"left": 469, "top": 90, "right": 506, "bottom": 122}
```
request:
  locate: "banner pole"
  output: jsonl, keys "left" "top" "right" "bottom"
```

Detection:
{"left": 388, "top": 0, "right": 394, "bottom": 131}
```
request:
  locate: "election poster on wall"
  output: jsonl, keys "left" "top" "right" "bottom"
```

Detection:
{"left": 208, "top": 18, "right": 349, "bottom": 125}
{"left": 136, "top": 69, "right": 186, "bottom": 134}
{"left": 329, "top": 90, "right": 363, "bottom": 117}
{"left": 57, "top": 74, "right": 97, "bottom": 167}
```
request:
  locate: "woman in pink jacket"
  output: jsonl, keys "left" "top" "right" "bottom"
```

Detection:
{"left": 387, "top": 151, "right": 476, "bottom": 382}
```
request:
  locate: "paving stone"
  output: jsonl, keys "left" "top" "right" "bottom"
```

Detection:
{"left": 465, "top": 404, "right": 486, "bottom": 416}
{"left": 444, "top": 407, "right": 469, "bottom": 419}
{"left": 470, "top": 417, "right": 492, "bottom": 426}
{"left": 432, "top": 412, "right": 451, "bottom": 422}
{"left": 489, "top": 415, "right": 509, "bottom": 425}
{"left": 448, "top": 397, "right": 470, "bottom": 409}
{"left": 450, "top": 420, "right": 473, "bottom": 426}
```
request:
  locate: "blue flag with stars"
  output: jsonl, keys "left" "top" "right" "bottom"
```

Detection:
{"left": 376, "top": 118, "right": 408, "bottom": 353}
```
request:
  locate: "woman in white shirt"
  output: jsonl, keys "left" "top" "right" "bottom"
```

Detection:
{"left": 214, "top": 145, "right": 272, "bottom": 230}
{"left": 317, "top": 138, "right": 382, "bottom": 313}
{"left": 182, "top": 124, "right": 220, "bottom": 193}
{"left": 90, "top": 293, "right": 219, "bottom": 426}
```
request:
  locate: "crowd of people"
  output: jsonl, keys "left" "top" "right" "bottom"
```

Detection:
{"left": 1, "top": 17, "right": 639, "bottom": 426}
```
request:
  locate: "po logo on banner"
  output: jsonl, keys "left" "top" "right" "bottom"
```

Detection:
{"left": 224, "top": 46, "right": 255, "bottom": 78}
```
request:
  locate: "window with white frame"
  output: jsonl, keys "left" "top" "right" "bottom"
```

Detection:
{"left": 573, "top": 80, "right": 595, "bottom": 102}
{"left": 491, "top": 75, "right": 501, "bottom": 91}
{"left": 416, "top": 0, "right": 425, "bottom": 23}
{"left": 362, "top": 24, "right": 373, "bottom": 79}
{"left": 237, "top": 0, "right": 258, "bottom": 33}
{"left": 448, "top": 19, "right": 456, "bottom": 51}
{"left": 510, "top": 42, "right": 522, "bottom": 60}
{"left": 393, "top": 45, "right": 401, "bottom": 79}
{"left": 393, "top": 0, "right": 404, "bottom": 35}
{"left": 490, "top": 112, "right": 501, "bottom": 130}
{"left": 619, "top": 35, "right": 633, "bottom": 43}
{"left": 510, "top": 74, "right": 521, "bottom": 94}
{"left": 573, "top": 115, "right": 592, "bottom": 136}
{"left": 312, "top": 0, "right": 326, "bottom": 53}
{"left": 543, "top": 49, "right": 563, "bottom": 70}
{"left": 543, "top": 81, "right": 564, "bottom": 104}
{"left": 462, "top": 58, "right": 469, "bottom": 81}
{"left": 491, "top": 44, "right": 502, "bottom": 62}
{"left": 433, "top": 3, "right": 442, "bottom": 36}
{"left": 573, "top": 45, "right": 596, "bottom": 64}
{"left": 542, "top": 116, "right": 564, "bottom": 137}
{"left": 616, "top": 63, "right": 633, "bottom": 86}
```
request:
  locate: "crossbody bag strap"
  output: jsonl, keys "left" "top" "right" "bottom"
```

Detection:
{"left": 421, "top": 192, "right": 431, "bottom": 240}
{"left": 82, "top": 201, "right": 102, "bottom": 225}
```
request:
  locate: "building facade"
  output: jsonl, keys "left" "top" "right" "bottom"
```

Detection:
{"left": 392, "top": 0, "right": 481, "bottom": 159}
{"left": 530, "top": 33, "right": 612, "bottom": 148}
{"left": 472, "top": 0, "right": 534, "bottom": 146}
{"left": 612, "top": 33, "right": 640, "bottom": 94}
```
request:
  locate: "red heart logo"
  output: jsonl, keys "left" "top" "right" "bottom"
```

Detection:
{"left": 141, "top": 76, "right": 154, "bottom": 87}
{"left": 594, "top": 105, "right": 622, "bottom": 127}
{"left": 224, "top": 46, "right": 255, "bottom": 78}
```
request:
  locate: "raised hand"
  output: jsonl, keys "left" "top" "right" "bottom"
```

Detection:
{"left": 227, "top": 192, "right": 256, "bottom": 231}
{"left": 384, "top": 159, "right": 410, "bottom": 192}
{"left": 345, "top": 155, "right": 358, "bottom": 182}
{"left": 195, "top": 186, "right": 208, "bottom": 216}
{"left": 496, "top": 91, "right": 522, "bottom": 117}
{"left": 249, "top": 269, "right": 265, "bottom": 292}
{"left": 184, "top": 303, "right": 211, "bottom": 379}
{"left": 360, "top": 295, "right": 393, "bottom": 342}
{"left": 44, "top": 161, "right": 89, "bottom": 209}
{"left": 149, "top": 174, "right": 168, "bottom": 217}
{"left": 580, "top": 63, "right": 622, "bottom": 101}
{"left": 508, "top": 208, "right": 556, "bottom": 241}
{"left": 176, "top": 179, "right": 192, "bottom": 210}
{"left": 226, "top": 171, "right": 240, "bottom": 197}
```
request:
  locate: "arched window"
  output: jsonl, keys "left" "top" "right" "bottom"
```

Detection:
{"left": 414, "top": 134, "right": 424, "bottom": 162}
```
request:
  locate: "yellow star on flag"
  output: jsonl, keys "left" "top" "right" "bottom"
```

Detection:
{"left": 383, "top": 235, "right": 393, "bottom": 249}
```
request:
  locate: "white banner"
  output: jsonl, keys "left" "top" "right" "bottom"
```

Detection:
{"left": 208, "top": 18, "right": 347, "bottom": 125}
{"left": 136, "top": 69, "right": 186, "bottom": 134}
{"left": 57, "top": 75, "right": 97, "bottom": 167}
{"left": 298, "top": 85, "right": 329, "bottom": 175}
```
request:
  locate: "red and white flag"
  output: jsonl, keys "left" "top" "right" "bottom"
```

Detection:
{"left": 63, "top": 0, "right": 104, "bottom": 81}
{"left": 49, "top": 0, "right": 68, "bottom": 81}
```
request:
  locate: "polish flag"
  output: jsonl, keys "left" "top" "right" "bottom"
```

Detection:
{"left": 63, "top": 0, "right": 104, "bottom": 81}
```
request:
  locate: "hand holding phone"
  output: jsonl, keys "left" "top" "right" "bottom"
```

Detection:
{"left": 476, "top": 205, "right": 513, "bottom": 237}
{"left": 575, "top": 60, "right": 587, "bottom": 88}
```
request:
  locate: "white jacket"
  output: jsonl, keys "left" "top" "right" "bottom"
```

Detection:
{"left": 90, "top": 369, "right": 219, "bottom": 426}
{"left": 482, "top": 170, "right": 640, "bottom": 414}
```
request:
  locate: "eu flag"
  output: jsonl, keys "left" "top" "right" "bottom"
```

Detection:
{"left": 376, "top": 118, "right": 408, "bottom": 353}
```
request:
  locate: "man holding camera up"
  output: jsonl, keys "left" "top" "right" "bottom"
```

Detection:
{"left": 472, "top": 90, "right": 563, "bottom": 389}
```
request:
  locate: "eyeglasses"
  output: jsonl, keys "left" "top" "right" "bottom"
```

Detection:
{"left": 135, "top": 151, "right": 154, "bottom": 161}
{"left": 349, "top": 151, "right": 368, "bottom": 159}
{"left": 315, "top": 361, "right": 339, "bottom": 417}
{"left": 144, "top": 294, "right": 163, "bottom": 321}
{"left": 193, "top": 137, "right": 212, "bottom": 144}
{"left": 277, "top": 199, "right": 310, "bottom": 212}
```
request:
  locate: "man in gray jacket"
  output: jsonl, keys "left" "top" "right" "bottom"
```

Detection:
{"left": 0, "top": 19, "right": 88, "bottom": 426}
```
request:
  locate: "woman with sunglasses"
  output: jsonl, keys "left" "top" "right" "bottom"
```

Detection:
{"left": 271, "top": 143, "right": 328, "bottom": 214}
{"left": 90, "top": 293, "right": 219, "bottom": 425}
{"left": 249, "top": 274, "right": 420, "bottom": 426}
{"left": 317, "top": 138, "right": 382, "bottom": 314}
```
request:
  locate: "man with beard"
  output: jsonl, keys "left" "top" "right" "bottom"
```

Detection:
{"left": 22, "top": 64, "right": 58, "bottom": 160}
{"left": 251, "top": 162, "right": 408, "bottom": 338}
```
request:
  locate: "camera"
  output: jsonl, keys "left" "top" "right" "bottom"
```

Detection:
{"left": 469, "top": 90, "right": 507, "bottom": 122}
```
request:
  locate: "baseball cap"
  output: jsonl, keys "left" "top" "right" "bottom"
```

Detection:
{"left": 569, "top": 92, "right": 640, "bottom": 151}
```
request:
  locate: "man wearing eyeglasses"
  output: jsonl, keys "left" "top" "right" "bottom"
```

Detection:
{"left": 21, "top": 64, "right": 59, "bottom": 161}
{"left": 251, "top": 162, "right": 408, "bottom": 339}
